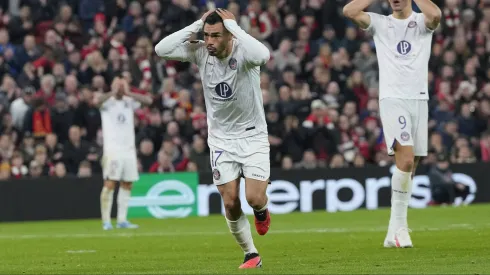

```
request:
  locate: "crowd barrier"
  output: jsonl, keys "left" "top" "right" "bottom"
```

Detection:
{"left": 1, "top": 163, "right": 489, "bottom": 222}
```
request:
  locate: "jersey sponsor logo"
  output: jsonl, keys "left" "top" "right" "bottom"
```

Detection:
{"left": 229, "top": 58, "right": 237, "bottom": 70}
{"left": 396, "top": 40, "right": 412, "bottom": 55}
{"left": 408, "top": 21, "right": 417, "bottom": 28}
{"left": 214, "top": 82, "right": 233, "bottom": 99}
{"left": 400, "top": 131, "right": 410, "bottom": 141}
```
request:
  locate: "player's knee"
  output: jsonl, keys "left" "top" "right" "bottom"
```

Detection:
{"left": 245, "top": 193, "right": 267, "bottom": 210}
{"left": 104, "top": 181, "right": 116, "bottom": 190}
{"left": 397, "top": 156, "right": 415, "bottom": 172}
{"left": 223, "top": 195, "right": 240, "bottom": 211}
{"left": 120, "top": 182, "right": 133, "bottom": 190}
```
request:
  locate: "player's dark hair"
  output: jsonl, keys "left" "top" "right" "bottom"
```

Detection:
{"left": 204, "top": 11, "right": 223, "bottom": 25}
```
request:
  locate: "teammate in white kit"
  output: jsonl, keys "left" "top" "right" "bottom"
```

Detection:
{"left": 97, "top": 77, "right": 153, "bottom": 230}
{"left": 155, "top": 9, "right": 271, "bottom": 268}
{"left": 343, "top": 0, "right": 441, "bottom": 248}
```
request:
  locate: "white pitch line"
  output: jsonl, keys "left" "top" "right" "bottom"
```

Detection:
{"left": 0, "top": 223, "right": 484, "bottom": 240}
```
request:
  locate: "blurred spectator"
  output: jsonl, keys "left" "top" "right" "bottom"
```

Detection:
{"left": 189, "top": 135, "right": 209, "bottom": 172}
{"left": 138, "top": 138, "right": 156, "bottom": 172}
{"left": 23, "top": 97, "right": 52, "bottom": 139}
{"left": 53, "top": 162, "right": 67, "bottom": 178}
{"left": 429, "top": 153, "right": 470, "bottom": 205}
{"left": 150, "top": 150, "right": 175, "bottom": 173}
{"left": 74, "top": 87, "right": 101, "bottom": 142}
{"left": 10, "top": 86, "right": 34, "bottom": 130}
{"left": 77, "top": 160, "right": 92, "bottom": 178}
{"left": 63, "top": 125, "right": 90, "bottom": 174}
{"left": 51, "top": 92, "right": 74, "bottom": 143}
{"left": 28, "top": 160, "right": 42, "bottom": 178}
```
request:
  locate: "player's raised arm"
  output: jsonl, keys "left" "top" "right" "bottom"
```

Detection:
{"left": 95, "top": 78, "right": 119, "bottom": 108}
{"left": 342, "top": 0, "right": 375, "bottom": 29}
{"left": 154, "top": 10, "right": 214, "bottom": 62}
{"left": 413, "top": 0, "right": 442, "bottom": 30}
{"left": 217, "top": 9, "right": 270, "bottom": 67}
{"left": 122, "top": 80, "right": 153, "bottom": 105}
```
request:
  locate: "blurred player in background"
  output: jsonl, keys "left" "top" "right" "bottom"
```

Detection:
{"left": 155, "top": 9, "right": 271, "bottom": 269}
{"left": 97, "top": 77, "right": 153, "bottom": 230}
{"left": 343, "top": 0, "right": 441, "bottom": 248}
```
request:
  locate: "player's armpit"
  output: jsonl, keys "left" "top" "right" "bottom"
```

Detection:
{"left": 413, "top": 0, "right": 442, "bottom": 31}
{"left": 423, "top": 12, "right": 441, "bottom": 31}
{"left": 223, "top": 19, "right": 270, "bottom": 67}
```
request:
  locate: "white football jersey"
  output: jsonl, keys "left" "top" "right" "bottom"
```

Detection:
{"left": 100, "top": 96, "right": 140, "bottom": 156}
{"left": 155, "top": 19, "right": 270, "bottom": 146}
{"left": 364, "top": 12, "right": 435, "bottom": 100}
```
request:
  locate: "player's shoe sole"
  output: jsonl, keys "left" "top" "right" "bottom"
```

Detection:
{"left": 239, "top": 253, "right": 262, "bottom": 269}
{"left": 254, "top": 209, "right": 271, "bottom": 235}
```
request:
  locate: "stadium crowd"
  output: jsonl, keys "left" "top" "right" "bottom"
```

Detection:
{"left": 0, "top": 0, "right": 488, "bottom": 179}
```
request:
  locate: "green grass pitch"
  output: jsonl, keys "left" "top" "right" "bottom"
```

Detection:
{"left": 1, "top": 204, "right": 489, "bottom": 274}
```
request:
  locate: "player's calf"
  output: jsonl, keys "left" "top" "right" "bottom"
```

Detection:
{"left": 100, "top": 181, "right": 116, "bottom": 229}
{"left": 218, "top": 179, "right": 260, "bottom": 261}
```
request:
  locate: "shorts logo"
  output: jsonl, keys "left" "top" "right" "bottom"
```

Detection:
{"left": 408, "top": 21, "right": 417, "bottom": 28}
{"left": 214, "top": 82, "right": 233, "bottom": 98}
{"left": 229, "top": 58, "right": 237, "bottom": 70}
{"left": 401, "top": 131, "right": 410, "bottom": 141}
{"left": 213, "top": 169, "right": 221, "bottom": 180}
{"left": 396, "top": 40, "right": 411, "bottom": 55}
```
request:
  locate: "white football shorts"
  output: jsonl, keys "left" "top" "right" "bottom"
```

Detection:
{"left": 208, "top": 134, "right": 270, "bottom": 185}
{"left": 379, "top": 98, "right": 428, "bottom": 156}
{"left": 102, "top": 153, "right": 139, "bottom": 182}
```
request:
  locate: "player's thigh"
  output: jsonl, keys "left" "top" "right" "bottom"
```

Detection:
{"left": 102, "top": 155, "right": 123, "bottom": 181}
{"left": 209, "top": 145, "right": 241, "bottom": 186}
{"left": 121, "top": 155, "right": 139, "bottom": 185}
{"left": 413, "top": 100, "right": 429, "bottom": 157}
{"left": 379, "top": 98, "right": 414, "bottom": 155}
{"left": 216, "top": 177, "right": 241, "bottom": 209}
{"left": 240, "top": 136, "right": 270, "bottom": 199}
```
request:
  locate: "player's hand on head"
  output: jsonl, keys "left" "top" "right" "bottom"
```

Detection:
{"left": 121, "top": 78, "right": 131, "bottom": 94}
{"left": 201, "top": 9, "right": 215, "bottom": 21}
{"left": 216, "top": 8, "right": 236, "bottom": 21}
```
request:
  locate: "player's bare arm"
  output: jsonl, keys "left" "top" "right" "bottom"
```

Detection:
{"left": 413, "top": 0, "right": 442, "bottom": 30}
{"left": 122, "top": 80, "right": 153, "bottom": 105}
{"left": 217, "top": 9, "right": 270, "bottom": 66}
{"left": 154, "top": 10, "right": 214, "bottom": 61}
{"left": 342, "top": 0, "right": 375, "bottom": 29}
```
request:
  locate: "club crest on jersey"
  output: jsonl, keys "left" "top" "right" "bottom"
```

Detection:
{"left": 408, "top": 21, "right": 417, "bottom": 28}
{"left": 117, "top": 114, "right": 126, "bottom": 123}
{"left": 214, "top": 82, "right": 233, "bottom": 98}
{"left": 229, "top": 58, "right": 237, "bottom": 70}
{"left": 401, "top": 131, "right": 410, "bottom": 141}
{"left": 396, "top": 40, "right": 412, "bottom": 55}
{"left": 213, "top": 169, "right": 220, "bottom": 180}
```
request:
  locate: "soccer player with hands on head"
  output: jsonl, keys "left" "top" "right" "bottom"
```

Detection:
{"left": 155, "top": 8, "right": 271, "bottom": 269}
{"left": 97, "top": 77, "right": 153, "bottom": 231}
{"left": 343, "top": 0, "right": 441, "bottom": 248}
